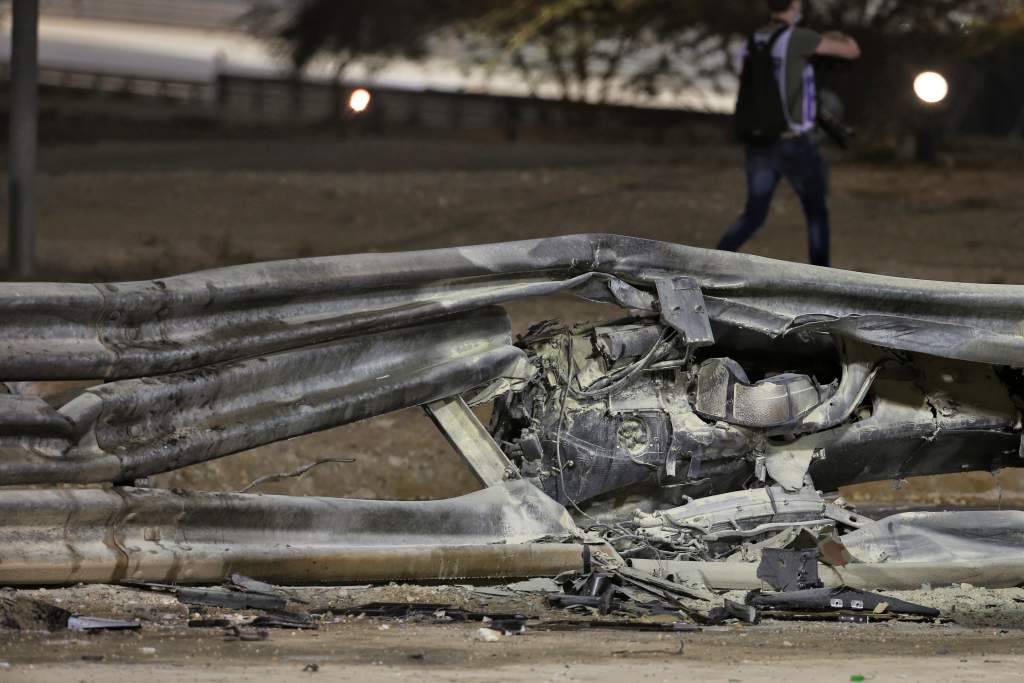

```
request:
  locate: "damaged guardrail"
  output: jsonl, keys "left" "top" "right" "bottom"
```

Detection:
{"left": 0, "top": 481, "right": 586, "bottom": 585}
{"left": 1, "top": 234, "right": 1023, "bottom": 592}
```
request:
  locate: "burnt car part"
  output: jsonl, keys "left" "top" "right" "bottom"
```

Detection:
{"left": 490, "top": 318, "right": 1020, "bottom": 531}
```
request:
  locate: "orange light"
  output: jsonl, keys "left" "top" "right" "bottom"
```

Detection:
{"left": 349, "top": 88, "right": 371, "bottom": 113}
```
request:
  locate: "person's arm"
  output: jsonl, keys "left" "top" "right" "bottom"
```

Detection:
{"left": 816, "top": 31, "right": 861, "bottom": 60}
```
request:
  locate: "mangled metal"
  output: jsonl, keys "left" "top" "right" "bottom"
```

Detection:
{"left": 492, "top": 316, "right": 1020, "bottom": 517}
{"left": 0, "top": 233, "right": 1023, "bottom": 591}
{"left": 0, "top": 308, "right": 522, "bottom": 485}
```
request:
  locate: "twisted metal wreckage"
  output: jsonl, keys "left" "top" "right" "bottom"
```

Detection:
{"left": 2, "top": 234, "right": 1024, "bottom": 593}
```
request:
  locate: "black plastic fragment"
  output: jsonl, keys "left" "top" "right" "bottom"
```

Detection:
{"left": 748, "top": 587, "right": 939, "bottom": 618}
{"left": 189, "top": 618, "right": 233, "bottom": 628}
{"left": 484, "top": 618, "right": 528, "bottom": 635}
{"left": 545, "top": 593, "right": 625, "bottom": 615}
{"left": 251, "top": 612, "right": 319, "bottom": 630}
{"left": 177, "top": 588, "right": 287, "bottom": 611}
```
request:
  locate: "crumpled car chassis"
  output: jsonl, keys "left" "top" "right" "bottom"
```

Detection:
{"left": 1, "top": 234, "right": 1022, "bottom": 588}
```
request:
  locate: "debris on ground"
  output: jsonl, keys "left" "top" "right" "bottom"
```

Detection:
{"left": 757, "top": 548, "right": 824, "bottom": 593}
{"left": 251, "top": 612, "right": 320, "bottom": 630}
{"left": 123, "top": 582, "right": 290, "bottom": 612}
{"left": 476, "top": 627, "right": 504, "bottom": 642}
{"left": 706, "top": 599, "right": 760, "bottom": 625}
{"left": 748, "top": 587, "right": 941, "bottom": 621}
{"left": 226, "top": 573, "right": 310, "bottom": 605}
{"left": 538, "top": 619, "right": 701, "bottom": 633}
{"left": 68, "top": 616, "right": 142, "bottom": 631}
{"left": 223, "top": 625, "right": 269, "bottom": 642}
{"left": 313, "top": 602, "right": 530, "bottom": 623}
{"left": 476, "top": 617, "right": 528, "bottom": 640}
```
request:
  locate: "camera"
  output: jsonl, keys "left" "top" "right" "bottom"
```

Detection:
{"left": 817, "top": 88, "right": 856, "bottom": 149}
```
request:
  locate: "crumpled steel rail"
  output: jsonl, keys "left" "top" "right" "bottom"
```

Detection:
{"left": 0, "top": 480, "right": 585, "bottom": 585}
{"left": 1, "top": 234, "right": 1022, "bottom": 381}
{"left": 1, "top": 308, "right": 523, "bottom": 485}
{"left": 3, "top": 234, "right": 1024, "bottom": 486}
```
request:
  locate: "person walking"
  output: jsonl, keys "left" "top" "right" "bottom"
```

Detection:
{"left": 718, "top": 0, "right": 860, "bottom": 267}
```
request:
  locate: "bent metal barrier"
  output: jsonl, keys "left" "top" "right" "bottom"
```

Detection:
{"left": 1, "top": 234, "right": 1022, "bottom": 585}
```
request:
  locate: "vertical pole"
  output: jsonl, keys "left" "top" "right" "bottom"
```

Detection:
{"left": 8, "top": 0, "right": 39, "bottom": 277}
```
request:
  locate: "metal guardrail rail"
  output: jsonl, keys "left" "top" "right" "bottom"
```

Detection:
{"left": 0, "top": 62, "right": 214, "bottom": 103}
{"left": 1, "top": 234, "right": 1023, "bottom": 487}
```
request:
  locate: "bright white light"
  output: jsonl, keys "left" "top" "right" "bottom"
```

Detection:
{"left": 348, "top": 88, "right": 372, "bottom": 113}
{"left": 914, "top": 71, "right": 949, "bottom": 104}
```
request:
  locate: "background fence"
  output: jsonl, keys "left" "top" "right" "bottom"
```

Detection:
{"left": 0, "top": 61, "right": 731, "bottom": 143}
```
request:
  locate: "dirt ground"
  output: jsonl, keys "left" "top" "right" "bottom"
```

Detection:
{"left": 3, "top": 583, "right": 1024, "bottom": 683}
{"left": 3, "top": 134, "right": 1024, "bottom": 679}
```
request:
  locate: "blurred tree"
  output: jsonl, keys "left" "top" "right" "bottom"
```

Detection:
{"left": 263, "top": 0, "right": 1024, "bottom": 134}
{"left": 473, "top": 0, "right": 1024, "bottom": 136}
{"left": 243, "top": 0, "right": 496, "bottom": 75}
{"left": 466, "top": 0, "right": 753, "bottom": 105}
{"left": 796, "top": 0, "right": 1024, "bottom": 137}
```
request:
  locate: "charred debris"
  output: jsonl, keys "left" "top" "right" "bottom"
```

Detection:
{"left": 1, "top": 235, "right": 1023, "bottom": 633}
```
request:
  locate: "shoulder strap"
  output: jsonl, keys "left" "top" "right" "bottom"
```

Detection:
{"left": 749, "top": 24, "right": 790, "bottom": 53}
{"left": 766, "top": 24, "right": 791, "bottom": 50}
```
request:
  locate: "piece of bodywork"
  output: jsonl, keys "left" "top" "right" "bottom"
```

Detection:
{"left": 0, "top": 234, "right": 1022, "bottom": 588}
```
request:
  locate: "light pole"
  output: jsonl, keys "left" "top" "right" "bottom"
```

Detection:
{"left": 8, "top": 0, "right": 39, "bottom": 277}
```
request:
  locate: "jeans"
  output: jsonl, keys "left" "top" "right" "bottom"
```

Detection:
{"left": 718, "top": 136, "right": 831, "bottom": 267}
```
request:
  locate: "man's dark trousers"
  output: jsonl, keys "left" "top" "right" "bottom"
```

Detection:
{"left": 718, "top": 135, "right": 831, "bottom": 267}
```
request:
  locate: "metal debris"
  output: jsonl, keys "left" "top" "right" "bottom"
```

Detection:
{"left": 67, "top": 616, "right": 142, "bottom": 631}
{"left": 757, "top": 549, "right": 824, "bottom": 593}
{"left": 226, "top": 574, "right": 310, "bottom": 605}
{"left": 251, "top": 613, "right": 319, "bottom": 630}
{"left": 707, "top": 599, "right": 760, "bottom": 625}
{"left": 550, "top": 567, "right": 710, "bottom": 623}
{"left": 124, "top": 582, "right": 290, "bottom": 612}
{"left": 748, "top": 587, "right": 941, "bottom": 619}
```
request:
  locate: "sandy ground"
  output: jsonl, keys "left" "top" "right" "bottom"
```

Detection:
{"left": 3, "top": 583, "right": 1024, "bottom": 683}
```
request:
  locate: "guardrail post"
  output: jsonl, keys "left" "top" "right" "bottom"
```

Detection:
{"left": 8, "top": 0, "right": 39, "bottom": 277}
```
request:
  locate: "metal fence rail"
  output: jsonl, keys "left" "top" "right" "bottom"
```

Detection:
{"left": 39, "top": 0, "right": 254, "bottom": 30}
{"left": 1, "top": 62, "right": 729, "bottom": 140}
